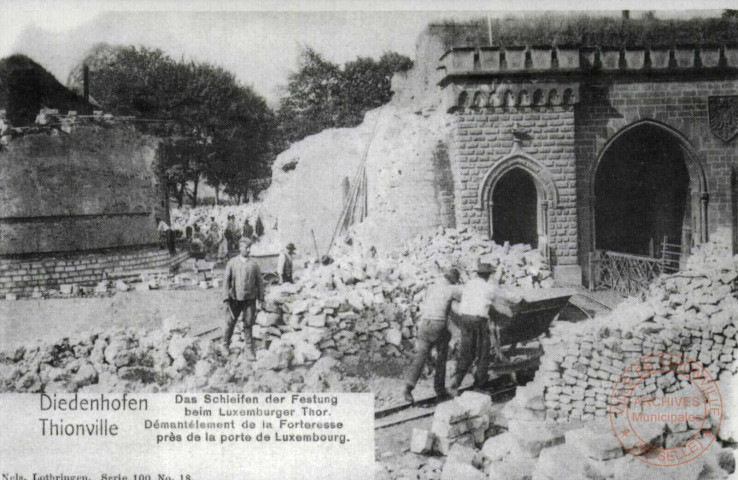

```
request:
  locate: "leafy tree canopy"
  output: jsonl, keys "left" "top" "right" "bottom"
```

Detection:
{"left": 69, "top": 44, "right": 276, "bottom": 206}
{"left": 276, "top": 46, "right": 412, "bottom": 146}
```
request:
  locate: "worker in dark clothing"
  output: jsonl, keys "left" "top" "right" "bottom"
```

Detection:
{"left": 222, "top": 238, "right": 264, "bottom": 360}
{"left": 242, "top": 219, "right": 254, "bottom": 241}
{"left": 404, "top": 268, "right": 463, "bottom": 403}
{"left": 225, "top": 214, "right": 238, "bottom": 250}
{"left": 278, "top": 243, "right": 296, "bottom": 284}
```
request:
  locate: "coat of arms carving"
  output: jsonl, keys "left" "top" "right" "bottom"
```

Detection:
{"left": 709, "top": 96, "right": 738, "bottom": 142}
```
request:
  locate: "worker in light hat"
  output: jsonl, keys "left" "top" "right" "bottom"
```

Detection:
{"left": 403, "top": 267, "right": 463, "bottom": 403}
{"left": 447, "top": 261, "right": 520, "bottom": 396}
{"left": 222, "top": 237, "right": 264, "bottom": 360}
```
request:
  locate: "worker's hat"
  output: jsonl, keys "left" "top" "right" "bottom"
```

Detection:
{"left": 443, "top": 267, "right": 461, "bottom": 284}
{"left": 286, "top": 243, "right": 296, "bottom": 252}
{"left": 475, "top": 262, "right": 494, "bottom": 274}
{"left": 239, "top": 238, "right": 253, "bottom": 247}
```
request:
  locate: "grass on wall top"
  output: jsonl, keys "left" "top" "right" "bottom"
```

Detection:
{"left": 427, "top": 14, "right": 738, "bottom": 49}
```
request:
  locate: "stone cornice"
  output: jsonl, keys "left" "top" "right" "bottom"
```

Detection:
{"left": 438, "top": 45, "right": 738, "bottom": 87}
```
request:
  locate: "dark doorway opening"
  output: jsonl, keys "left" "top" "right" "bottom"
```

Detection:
{"left": 595, "top": 124, "right": 691, "bottom": 257}
{"left": 493, "top": 168, "right": 538, "bottom": 247}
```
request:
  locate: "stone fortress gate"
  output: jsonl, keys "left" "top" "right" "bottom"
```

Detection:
{"left": 434, "top": 43, "right": 738, "bottom": 288}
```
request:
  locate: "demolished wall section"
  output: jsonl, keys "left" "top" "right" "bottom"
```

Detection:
{"left": 0, "top": 126, "right": 163, "bottom": 255}
{"left": 262, "top": 106, "right": 455, "bottom": 255}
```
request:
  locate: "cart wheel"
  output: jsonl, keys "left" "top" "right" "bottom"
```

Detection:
{"left": 263, "top": 273, "right": 280, "bottom": 285}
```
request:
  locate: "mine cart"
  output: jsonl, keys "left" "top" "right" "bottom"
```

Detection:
{"left": 495, "top": 288, "right": 573, "bottom": 346}
{"left": 250, "top": 253, "right": 281, "bottom": 285}
{"left": 487, "top": 288, "right": 573, "bottom": 373}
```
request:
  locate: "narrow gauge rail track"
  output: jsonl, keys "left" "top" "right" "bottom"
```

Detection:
{"left": 374, "top": 375, "right": 521, "bottom": 430}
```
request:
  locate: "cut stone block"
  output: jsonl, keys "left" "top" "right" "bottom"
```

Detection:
{"left": 256, "top": 311, "right": 281, "bottom": 327}
{"left": 485, "top": 454, "right": 537, "bottom": 480}
{"left": 481, "top": 432, "right": 513, "bottom": 464}
{"left": 431, "top": 418, "right": 469, "bottom": 439}
{"left": 410, "top": 428, "right": 435, "bottom": 454}
{"left": 565, "top": 424, "right": 624, "bottom": 460}
{"left": 456, "top": 391, "right": 493, "bottom": 417}
{"left": 447, "top": 443, "right": 482, "bottom": 469}
{"left": 434, "top": 400, "right": 469, "bottom": 424}
{"left": 440, "top": 462, "right": 485, "bottom": 480}
{"left": 434, "top": 432, "right": 476, "bottom": 456}
{"left": 384, "top": 328, "right": 402, "bottom": 346}
{"left": 532, "top": 443, "right": 594, "bottom": 480}
{"left": 509, "top": 420, "right": 566, "bottom": 458}
{"left": 612, "top": 454, "right": 704, "bottom": 480}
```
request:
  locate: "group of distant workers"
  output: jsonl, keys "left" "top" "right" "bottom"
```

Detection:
{"left": 155, "top": 214, "right": 267, "bottom": 263}
{"left": 404, "top": 262, "right": 522, "bottom": 402}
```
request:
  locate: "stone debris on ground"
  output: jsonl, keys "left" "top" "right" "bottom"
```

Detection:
{"left": 0, "top": 323, "right": 366, "bottom": 394}
{"left": 481, "top": 236, "right": 736, "bottom": 479}
{"left": 254, "top": 226, "right": 552, "bottom": 372}
{"left": 393, "top": 233, "right": 738, "bottom": 480}
{"left": 538, "top": 233, "right": 738, "bottom": 423}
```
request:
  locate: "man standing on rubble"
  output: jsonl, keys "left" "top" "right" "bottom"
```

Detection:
{"left": 222, "top": 238, "right": 264, "bottom": 360}
{"left": 403, "top": 267, "right": 463, "bottom": 403}
{"left": 448, "top": 262, "right": 520, "bottom": 396}
{"left": 277, "top": 243, "right": 296, "bottom": 284}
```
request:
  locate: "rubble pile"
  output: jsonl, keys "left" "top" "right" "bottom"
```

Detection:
{"left": 479, "top": 404, "right": 735, "bottom": 480}
{"left": 0, "top": 323, "right": 362, "bottom": 394}
{"left": 395, "top": 227, "right": 554, "bottom": 288}
{"left": 252, "top": 227, "right": 553, "bottom": 368}
{"left": 538, "top": 238, "right": 738, "bottom": 422}
{"left": 408, "top": 380, "right": 737, "bottom": 480}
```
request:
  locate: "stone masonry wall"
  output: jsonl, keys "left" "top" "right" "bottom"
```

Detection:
{"left": 575, "top": 78, "right": 738, "bottom": 282}
{"left": 449, "top": 106, "right": 578, "bottom": 268}
{"left": 0, "top": 126, "right": 164, "bottom": 255}
{"left": 0, "top": 248, "right": 188, "bottom": 296}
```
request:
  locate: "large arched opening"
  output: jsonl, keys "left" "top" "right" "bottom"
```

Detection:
{"left": 593, "top": 121, "right": 707, "bottom": 266}
{"left": 492, "top": 168, "right": 538, "bottom": 247}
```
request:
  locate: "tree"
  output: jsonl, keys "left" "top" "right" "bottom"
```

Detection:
{"left": 276, "top": 46, "right": 412, "bottom": 147}
{"left": 69, "top": 44, "right": 276, "bottom": 207}
{"left": 276, "top": 47, "right": 343, "bottom": 147}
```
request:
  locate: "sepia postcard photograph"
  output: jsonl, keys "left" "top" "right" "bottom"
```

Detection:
{"left": 1, "top": 1, "right": 737, "bottom": 478}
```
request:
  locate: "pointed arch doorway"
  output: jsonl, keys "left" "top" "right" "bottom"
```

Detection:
{"left": 479, "top": 152, "right": 559, "bottom": 258}
{"left": 492, "top": 168, "right": 539, "bottom": 248}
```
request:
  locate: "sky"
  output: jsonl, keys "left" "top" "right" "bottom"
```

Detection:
{"left": 0, "top": 0, "right": 732, "bottom": 105}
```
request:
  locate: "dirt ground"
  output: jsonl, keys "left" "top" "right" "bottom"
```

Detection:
{"left": 0, "top": 287, "right": 224, "bottom": 350}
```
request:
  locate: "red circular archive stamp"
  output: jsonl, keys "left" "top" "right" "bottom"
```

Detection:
{"left": 608, "top": 353, "right": 722, "bottom": 467}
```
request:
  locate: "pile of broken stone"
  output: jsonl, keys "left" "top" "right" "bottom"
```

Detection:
{"left": 407, "top": 380, "right": 736, "bottom": 480}
{"left": 0, "top": 319, "right": 359, "bottom": 394}
{"left": 0, "top": 228, "right": 551, "bottom": 394}
{"left": 540, "top": 233, "right": 738, "bottom": 423}
{"left": 401, "top": 234, "right": 738, "bottom": 480}
{"left": 251, "top": 227, "right": 553, "bottom": 370}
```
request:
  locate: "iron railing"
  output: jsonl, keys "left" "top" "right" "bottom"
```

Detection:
{"left": 589, "top": 250, "right": 666, "bottom": 297}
